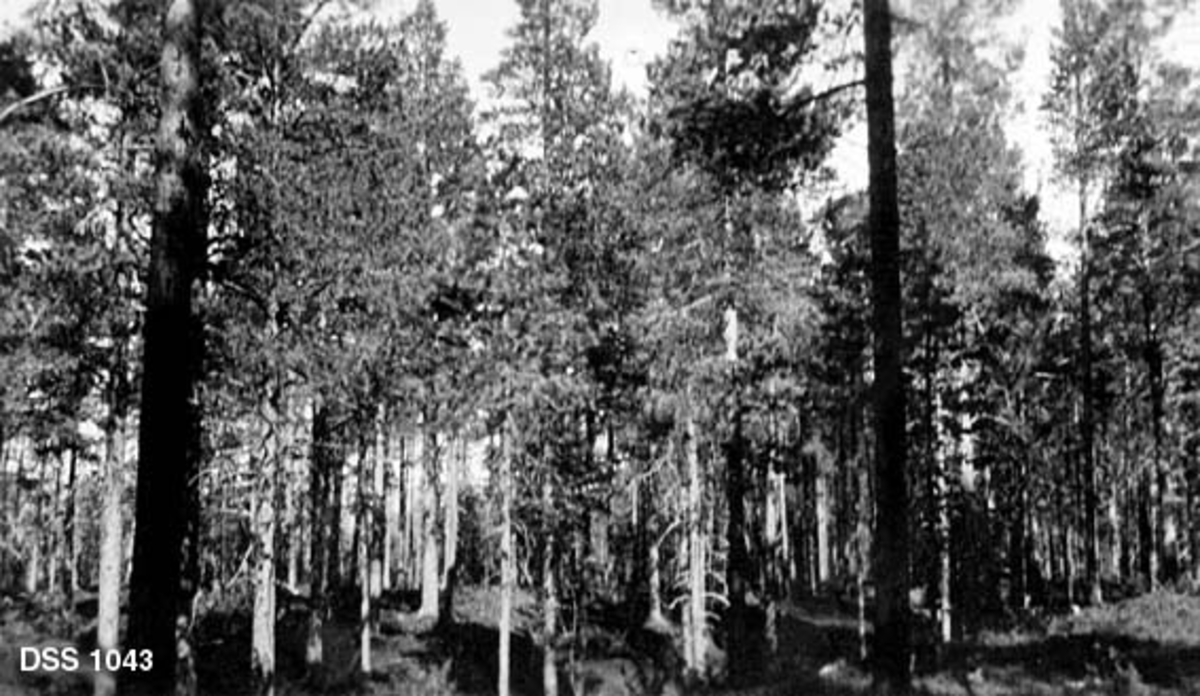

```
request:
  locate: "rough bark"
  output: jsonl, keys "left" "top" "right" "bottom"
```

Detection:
{"left": 251, "top": 388, "right": 281, "bottom": 696}
{"left": 864, "top": 0, "right": 911, "bottom": 689}
{"left": 124, "top": 0, "right": 207, "bottom": 691}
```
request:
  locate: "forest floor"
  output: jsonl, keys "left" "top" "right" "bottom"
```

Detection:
{"left": 3, "top": 586, "right": 1200, "bottom": 695}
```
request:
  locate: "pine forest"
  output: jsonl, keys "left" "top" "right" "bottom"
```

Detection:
{"left": 2, "top": 0, "right": 1200, "bottom": 695}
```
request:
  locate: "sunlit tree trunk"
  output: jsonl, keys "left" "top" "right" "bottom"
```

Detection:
{"left": 417, "top": 423, "right": 440, "bottom": 620}
{"left": 252, "top": 375, "right": 282, "bottom": 696}
{"left": 358, "top": 431, "right": 372, "bottom": 675}
{"left": 95, "top": 411, "right": 124, "bottom": 696}
{"left": 682, "top": 397, "right": 709, "bottom": 680}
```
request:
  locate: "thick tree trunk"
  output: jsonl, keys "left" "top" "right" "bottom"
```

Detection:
{"left": 864, "top": 0, "right": 911, "bottom": 689}
{"left": 125, "top": 0, "right": 206, "bottom": 691}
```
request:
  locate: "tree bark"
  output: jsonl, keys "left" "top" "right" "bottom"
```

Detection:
{"left": 252, "top": 385, "right": 281, "bottom": 696}
{"left": 124, "top": 0, "right": 207, "bottom": 691}
{"left": 683, "top": 398, "right": 710, "bottom": 681}
{"left": 499, "top": 419, "right": 515, "bottom": 696}
{"left": 542, "top": 479, "right": 559, "bottom": 696}
{"left": 306, "top": 402, "right": 336, "bottom": 683}
{"left": 864, "top": 0, "right": 911, "bottom": 689}
{"left": 95, "top": 413, "right": 124, "bottom": 696}
{"left": 417, "top": 424, "right": 440, "bottom": 619}
{"left": 358, "top": 431, "right": 372, "bottom": 675}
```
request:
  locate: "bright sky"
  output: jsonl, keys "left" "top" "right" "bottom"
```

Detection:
{"left": 5, "top": 0, "right": 1199, "bottom": 260}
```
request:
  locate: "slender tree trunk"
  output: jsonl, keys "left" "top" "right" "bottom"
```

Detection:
{"left": 542, "top": 476, "right": 558, "bottom": 696}
{"left": 359, "top": 430, "right": 372, "bottom": 675}
{"left": 440, "top": 432, "right": 461, "bottom": 626}
{"left": 383, "top": 426, "right": 398, "bottom": 592}
{"left": 864, "top": 0, "right": 911, "bottom": 689}
{"left": 252, "top": 383, "right": 282, "bottom": 696}
{"left": 125, "top": 0, "right": 206, "bottom": 691}
{"left": 306, "top": 402, "right": 335, "bottom": 683}
{"left": 1145, "top": 299, "right": 1168, "bottom": 585}
{"left": 816, "top": 462, "right": 831, "bottom": 587}
{"left": 499, "top": 418, "right": 515, "bottom": 696}
{"left": 417, "top": 425, "right": 440, "bottom": 619}
{"left": 371, "top": 424, "right": 385, "bottom": 598}
{"left": 63, "top": 449, "right": 78, "bottom": 598}
{"left": 936, "top": 396, "right": 952, "bottom": 645}
{"left": 330, "top": 454, "right": 345, "bottom": 591}
{"left": 683, "top": 398, "right": 709, "bottom": 680}
{"left": 95, "top": 414, "right": 125, "bottom": 696}
{"left": 26, "top": 457, "right": 43, "bottom": 595}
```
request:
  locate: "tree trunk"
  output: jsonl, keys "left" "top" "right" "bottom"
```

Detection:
{"left": 935, "top": 389, "right": 952, "bottom": 645}
{"left": 725, "top": 415, "right": 749, "bottom": 682}
{"left": 499, "top": 419, "right": 515, "bottom": 696}
{"left": 95, "top": 414, "right": 124, "bottom": 696}
{"left": 358, "top": 431, "right": 372, "bottom": 675}
{"left": 383, "top": 426, "right": 398, "bottom": 593}
{"left": 542, "top": 476, "right": 559, "bottom": 696}
{"left": 306, "top": 402, "right": 335, "bottom": 683}
{"left": 1145, "top": 301, "right": 1168, "bottom": 585}
{"left": 440, "top": 432, "right": 461, "bottom": 626}
{"left": 864, "top": 0, "right": 911, "bottom": 689}
{"left": 125, "top": 0, "right": 206, "bottom": 691}
{"left": 682, "top": 399, "right": 709, "bottom": 681}
{"left": 330, "top": 453, "right": 345, "bottom": 591}
{"left": 252, "top": 387, "right": 281, "bottom": 696}
{"left": 63, "top": 449, "right": 78, "bottom": 598}
{"left": 417, "top": 425, "right": 440, "bottom": 620}
{"left": 816, "top": 463, "right": 831, "bottom": 587}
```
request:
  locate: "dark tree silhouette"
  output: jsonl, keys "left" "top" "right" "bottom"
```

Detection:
{"left": 124, "top": 0, "right": 207, "bottom": 692}
{"left": 864, "top": 0, "right": 911, "bottom": 691}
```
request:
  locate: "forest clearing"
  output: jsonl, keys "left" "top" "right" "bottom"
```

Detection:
{"left": 3, "top": 0, "right": 1200, "bottom": 694}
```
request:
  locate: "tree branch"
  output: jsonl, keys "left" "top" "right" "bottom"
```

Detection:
{"left": 0, "top": 86, "right": 70, "bottom": 126}
{"left": 784, "top": 79, "right": 864, "bottom": 116}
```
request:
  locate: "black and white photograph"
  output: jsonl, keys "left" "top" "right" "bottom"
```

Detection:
{"left": 2, "top": 0, "right": 1200, "bottom": 694}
